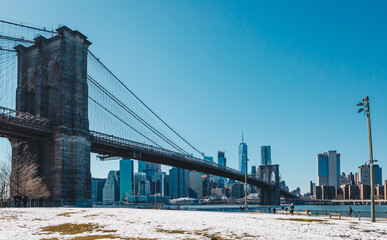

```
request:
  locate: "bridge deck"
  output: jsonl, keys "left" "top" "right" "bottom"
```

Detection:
{"left": 0, "top": 107, "right": 295, "bottom": 198}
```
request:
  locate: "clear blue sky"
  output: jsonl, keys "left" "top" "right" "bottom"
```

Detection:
{"left": 1, "top": 1, "right": 387, "bottom": 193}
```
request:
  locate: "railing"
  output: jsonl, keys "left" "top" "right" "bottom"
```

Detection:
{"left": 91, "top": 131, "right": 265, "bottom": 179}
{"left": 0, "top": 106, "right": 51, "bottom": 131}
{"left": 292, "top": 208, "right": 387, "bottom": 219}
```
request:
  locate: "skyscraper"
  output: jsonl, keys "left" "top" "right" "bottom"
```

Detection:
{"left": 189, "top": 171, "right": 203, "bottom": 199}
{"left": 138, "top": 160, "right": 146, "bottom": 173}
{"left": 251, "top": 166, "right": 257, "bottom": 176}
{"left": 203, "top": 155, "right": 213, "bottom": 162}
{"left": 138, "top": 161, "right": 161, "bottom": 173}
{"left": 358, "top": 163, "right": 382, "bottom": 186}
{"left": 134, "top": 172, "right": 150, "bottom": 196}
{"left": 103, "top": 171, "right": 120, "bottom": 202}
{"left": 119, "top": 159, "right": 134, "bottom": 202}
{"left": 309, "top": 181, "right": 315, "bottom": 195}
{"left": 317, "top": 150, "right": 340, "bottom": 188}
{"left": 218, "top": 151, "right": 226, "bottom": 167}
{"left": 169, "top": 167, "right": 189, "bottom": 199}
{"left": 91, "top": 178, "right": 106, "bottom": 203}
{"left": 239, "top": 133, "right": 248, "bottom": 173}
{"left": 152, "top": 172, "right": 166, "bottom": 196}
{"left": 261, "top": 146, "right": 272, "bottom": 166}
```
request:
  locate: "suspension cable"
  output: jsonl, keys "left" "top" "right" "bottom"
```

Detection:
{"left": 88, "top": 50, "right": 206, "bottom": 158}
{"left": 87, "top": 75, "right": 190, "bottom": 155}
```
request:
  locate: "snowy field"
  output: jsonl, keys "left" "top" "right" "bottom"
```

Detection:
{"left": 0, "top": 208, "right": 387, "bottom": 240}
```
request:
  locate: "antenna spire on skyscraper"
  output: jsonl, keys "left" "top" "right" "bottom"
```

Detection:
{"left": 242, "top": 130, "right": 244, "bottom": 143}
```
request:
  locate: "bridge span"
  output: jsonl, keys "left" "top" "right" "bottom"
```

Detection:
{"left": 0, "top": 106, "right": 295, "bottom": 199}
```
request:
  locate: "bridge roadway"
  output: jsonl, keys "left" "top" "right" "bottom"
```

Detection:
{"left": 0, "top": 106, "right": 296, "bottom": 198}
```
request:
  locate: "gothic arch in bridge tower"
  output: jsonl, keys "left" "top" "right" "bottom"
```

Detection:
{"left": 258, "top": 164, "right": 280, "bottom": 205}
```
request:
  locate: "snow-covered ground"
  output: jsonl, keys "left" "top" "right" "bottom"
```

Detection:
{"left": 0, "top": 207, "right": 386, "bottom": 239}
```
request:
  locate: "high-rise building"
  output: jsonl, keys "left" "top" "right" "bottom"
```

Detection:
{"left": 309, "top": 181, "right": 315, "bottom": 195}
{"left": 134, "top": 172, "right": 150, "bottom": 196}
{"left": 349, "top": 185, "right": 360, "bottom": 200}
{"left": 321, "top": 185, "right": 336, "bottom": 200}
{"left": 169, "top": 167, "right": 189, "bottom": 199}
{"left": 201, "top": 175, "right": 211, "bottom": 197}
{"left": 261, "top": 146, "right": 271, "bottom": 166}
{"left": 347, "top": 172, "right": 355, "bottom": 185}
{"left": 384, "top": 180, "right": 387, "bottom": 200}
{"left": 92, "top": 178, "right": 106, "bottom": 203}
{"left": 251, "top": 166, "right": 257, "bottom": 176}
{"left": 280, "top": 180, "right": 289, "bottom": 191}
{"left": 317, "top": 151, "right": 340, "bottom": 188}
{"left": 315, "top": 186, "right": 322, "bottom": 199}
{"left": 231, "top": 182, "right": 244, "bottom": 199}
{"left": 204, "top": 155, "right": 213, "bottom": 162}
{"left": 119, "top": 159, "right": 134, "bottom": 202}
{"left": 358, "top": 163, "right": 382, "bottom": 186}
{"left": 138, "top": 161, "right": 146, "bottom": 173}
{"left": 138, "top": 161, "right": 160, "bottom": 173}
{"left": 291, "top": 187, "right": 301, "bottom": 197}
{"left": 189, "top": 171, "right": 203, "bottom": 199}
{"left": 239, "top": 133, "right": 248, "bottom": 173}
{"left": 359, "top": 184, "right": 370, "bottom": 200}
{"left": 376, "top": 185, "right": 384, "bottom": 200}
{"left": 340, "top": 184, "right": 349, "bottom": 200}
{"left": 218, "top": 151, "right": 226, "bottom": 167}
{"left": 152, "top": 172, "right": 166, "bottom": 196}
{"left": 103, "top": 171, "right": 120, "bottom": 202}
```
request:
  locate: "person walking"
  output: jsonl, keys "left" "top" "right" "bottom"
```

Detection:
{"left": 349, "top": 206, "right": 353, "bottom": 218}
{"left": 290, "top": 203, "right": 294, "bottom": 215}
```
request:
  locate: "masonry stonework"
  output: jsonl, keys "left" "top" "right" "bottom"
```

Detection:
{"left": 11, "top": 26, "right": 92, "bottom": 206}
{"left": 258, "top": 164, "right": 280, "bottom": 205}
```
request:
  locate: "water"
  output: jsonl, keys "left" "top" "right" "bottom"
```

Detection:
{"left": 294, "top": 204, "right": 387, "bottom": 218}
{"left": 168, "top": 204, "right": 387, "bottom": 218}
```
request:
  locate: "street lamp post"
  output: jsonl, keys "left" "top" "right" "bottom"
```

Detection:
{"left": 357, "top": 96, "right": 376, "bottom": 222}
{"left": 244, "top": 153, "right": 248, "bottom": 212}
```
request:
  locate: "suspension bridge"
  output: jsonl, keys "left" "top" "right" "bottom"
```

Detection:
{"left": 0, "top": 19, "right": 296, "bottom": 206}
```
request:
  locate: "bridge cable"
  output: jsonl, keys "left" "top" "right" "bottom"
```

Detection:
{"left": 88, "top": 96, "right": 163, "bottom": 149}
{"left": 88, "top": 51, "right": 206, "bottom": 158}
{"left": 0, "top": 19, "right": 53, "bottom": 34}
{"left": 87, "top": 75, "right": 190, "bottom": 155}
{"left": 0, "top": 19, "right": 204, "bottom": 158}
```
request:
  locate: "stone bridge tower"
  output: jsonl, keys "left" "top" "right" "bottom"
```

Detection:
{"left": 258, "top": 164, "right": 280, "bottom": 205}
{"left": 11, "top": 26, "right": 92, "bottom": 206}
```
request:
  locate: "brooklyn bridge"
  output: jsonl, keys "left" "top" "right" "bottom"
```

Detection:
{"left": 0, "top": 19, "right": 296, "bottom": 206}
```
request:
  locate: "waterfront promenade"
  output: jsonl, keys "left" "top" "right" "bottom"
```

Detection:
{"left": 1, "top": 208, "right": 387, "bottom": 239}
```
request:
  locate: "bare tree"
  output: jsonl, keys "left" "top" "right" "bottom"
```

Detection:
{"left": 0, "top": 160, "right": 11, "bottom": 208}
{"left": 10, "top": 143, "right": 50, "bottom": 204}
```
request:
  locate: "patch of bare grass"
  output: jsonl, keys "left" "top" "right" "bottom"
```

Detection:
{"left": 41, "top": 223, "right": 99, "bottom": 235}
{"left": 156, "top": 228, "right": 187, "bottom": 234}
{"left": 0, "top": 215, "right": 18, "bottom": 220}
{"left": 56, "top": 211, "right": 77, "bottom": 217}
{"left": 97, "top": 229, "right": 117, "bottom": 233}
{"left": 277, "top": 218, "right": 328, "bottom": 223}
{"left": 68, "top": 235, "right": 157, "bottom": 240}
{"left": 69, "top": 235, "right": 120, "bottom": 240}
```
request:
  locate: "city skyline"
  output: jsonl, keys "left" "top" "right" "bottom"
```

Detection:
{"left": 0, "top": 1, "right": 386, "bottom": 194}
